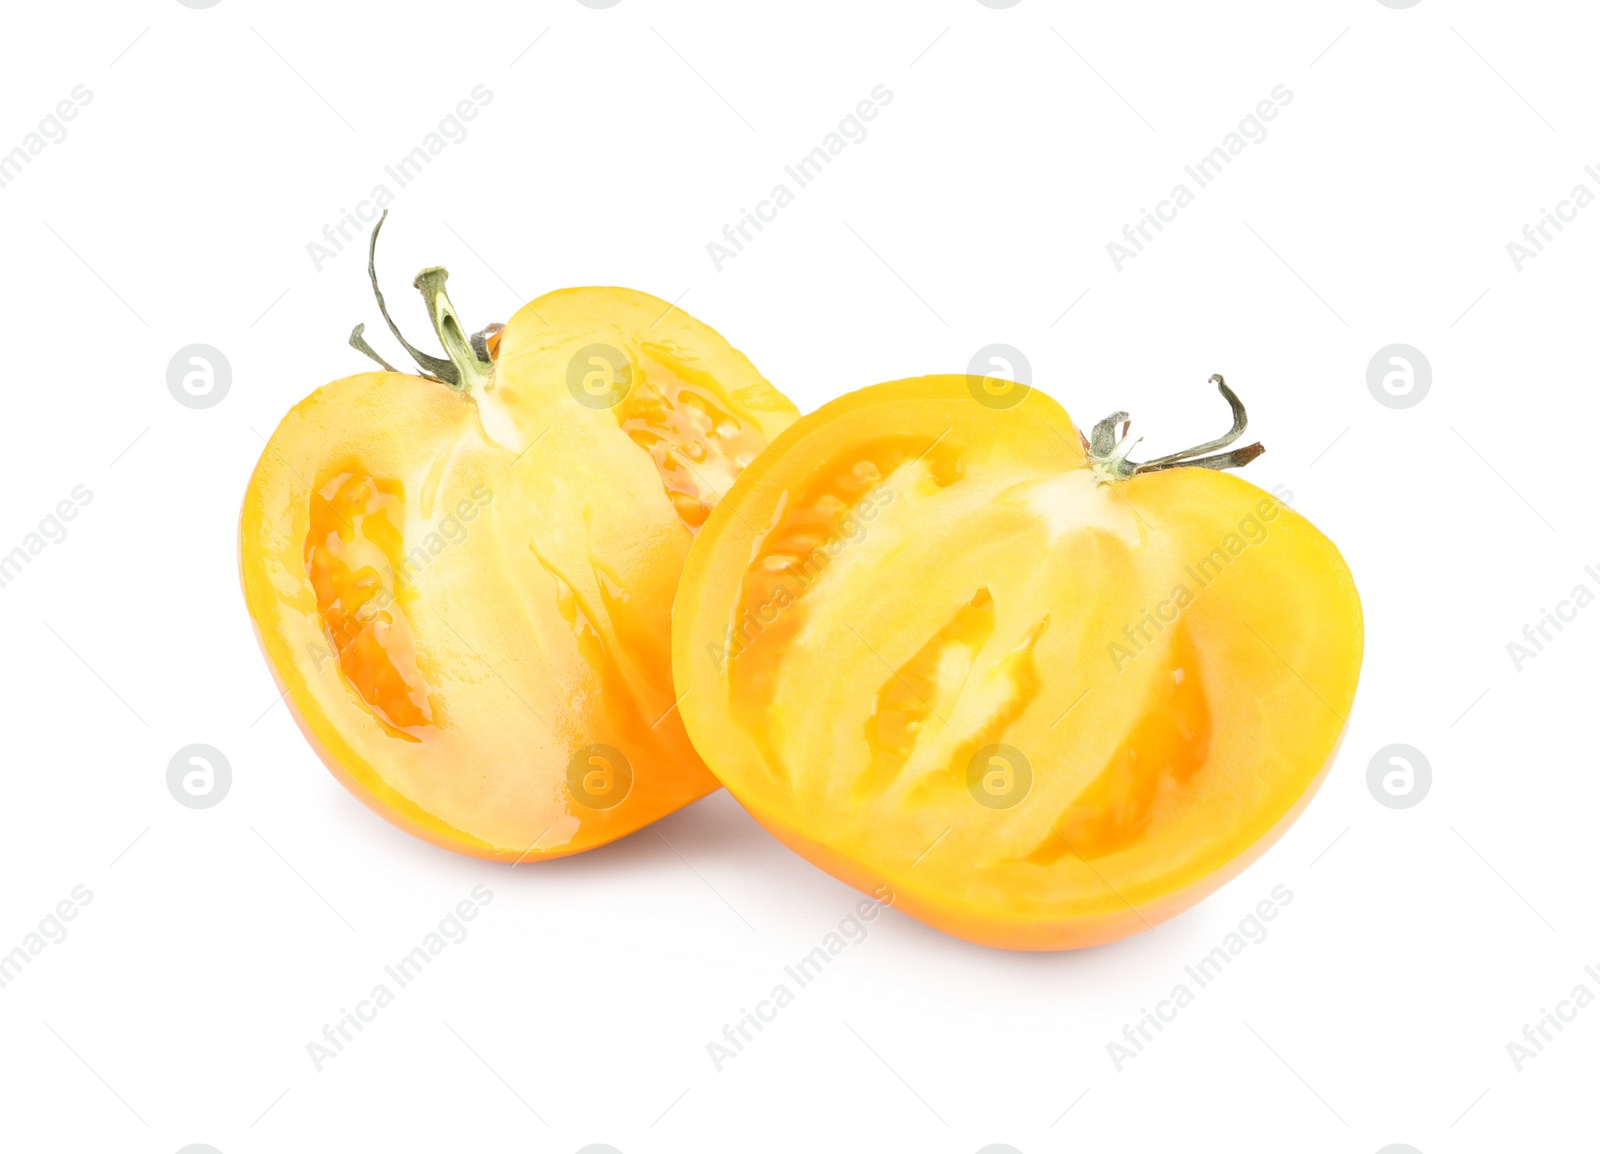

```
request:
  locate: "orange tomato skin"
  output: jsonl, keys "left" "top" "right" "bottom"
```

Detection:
{"left": 742, "top": 729, "right": 1344, "bottom": 950}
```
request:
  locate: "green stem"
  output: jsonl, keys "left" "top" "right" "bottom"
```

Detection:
{"left": 1086, "top": 374, "right": 1264, "bottom": 483}
{"left": 367, "top": 211, "right": 455, "bottom": 384}
{"left": 348, "top": 323, "right": 399, "bottom": 373}
{"left": 413, "top": 267, "right": 493, "bottom": 393}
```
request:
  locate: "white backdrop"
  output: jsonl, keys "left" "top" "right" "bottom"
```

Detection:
{"left": 1, "top": 1, "right": 1594, "bottom": 1151}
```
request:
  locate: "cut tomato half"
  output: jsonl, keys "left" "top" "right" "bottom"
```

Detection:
{"left": 242, "top": 216, "right": 797, "bottom": 860}
{"left": 673, "top": 374, "right": 1361, "bottom": 949}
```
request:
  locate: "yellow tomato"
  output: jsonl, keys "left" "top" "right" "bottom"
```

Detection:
{"left": 241, "top": 216, "right": 797, "bottom": 861}
{"left": 673, "top": 374, "right": 1361, "bottom": 949}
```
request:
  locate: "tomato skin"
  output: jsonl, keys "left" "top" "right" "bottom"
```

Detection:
{"left": 674, "top": 375, "right": 1362, "bottom": 950}
{"left": 734, "top": 731, "right": 1344, "bottom": 951}
{"left": 241, "top": 287, "right": 796, "bottom": 861}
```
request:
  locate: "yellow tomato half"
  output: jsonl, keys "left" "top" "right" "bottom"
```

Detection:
{"left": 673, "top": 374, "right": 1361, "bottom": 949}
{"left": 242, "top": 219, "right": 797, "bottom": 860}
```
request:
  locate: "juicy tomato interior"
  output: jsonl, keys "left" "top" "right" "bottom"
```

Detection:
{"left": 673, "top": 376, "right": 1362, "bottom": 949}
{"left": 306, "top": 470, "right": 434, "bottom": 735}
{"left": 616, "top": 342, "right": 771, "bottom": 530}
{"left": 242, "top": 287, "right": 797, "bottom": 860}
